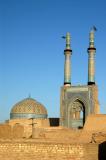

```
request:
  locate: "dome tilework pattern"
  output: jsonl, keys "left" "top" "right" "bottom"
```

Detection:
{"left": 10, "top": 98, "right": 47, "bottom": 119}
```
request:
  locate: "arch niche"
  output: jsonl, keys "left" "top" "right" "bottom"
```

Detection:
{"left": 68, "top": 99, "right": 85, "bottom": 128}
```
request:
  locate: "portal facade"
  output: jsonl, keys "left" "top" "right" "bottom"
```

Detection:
{"left": 60, "top": 29, "right": 100, "bottom": 129}
{"left": 60, "top": 85, "right": 99, "bottom": 128}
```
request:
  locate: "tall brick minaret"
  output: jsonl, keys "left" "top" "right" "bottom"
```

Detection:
{"left": 64, "top": 32, "right": 72, "bottom": 86}
{"left": 87, "top": 27, "right": 96, "bottom": 85}
{"left": 87, "top": 27, "right": 100, "bottom": 114}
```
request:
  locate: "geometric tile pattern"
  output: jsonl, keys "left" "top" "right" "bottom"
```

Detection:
{"left": 10, "top": 97, "right": 47, "bottom": 115}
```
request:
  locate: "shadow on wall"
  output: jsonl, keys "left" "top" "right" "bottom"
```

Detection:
{"left": 99, "top": 141, "right": 106, "bottom": 160}
{"left": 49, "top": 118, "right": 59, "bottom": 126}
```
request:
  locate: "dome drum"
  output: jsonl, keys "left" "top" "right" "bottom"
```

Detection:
{"left": 10, "top": 113, "right": 47, "bottom": 119}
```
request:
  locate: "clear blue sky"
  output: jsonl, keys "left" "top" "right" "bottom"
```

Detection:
{"left": 0, "top": 0, "right": 106, "bottom": 122}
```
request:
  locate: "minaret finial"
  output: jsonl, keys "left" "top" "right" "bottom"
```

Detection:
{"left": 66, "top": 32, "right": 71, "bottom": 50}
{"left": 89, "top": 26, "right": 97, "bottom": 48}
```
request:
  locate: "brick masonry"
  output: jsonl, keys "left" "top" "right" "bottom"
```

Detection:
{"left": 0, "top": 140, "right": 98, "bottom": 160}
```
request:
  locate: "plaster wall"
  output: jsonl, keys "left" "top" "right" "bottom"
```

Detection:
{"left": 84, "top": 114, "right": 106, "bottom": 132}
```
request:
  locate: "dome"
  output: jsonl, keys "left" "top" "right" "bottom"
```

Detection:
{"left": 10, "top": 97, "right": 48, "bottom": 119}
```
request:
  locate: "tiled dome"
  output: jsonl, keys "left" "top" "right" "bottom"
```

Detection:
{"left": 10, "top": 98, "right": 47, "bottom": 119}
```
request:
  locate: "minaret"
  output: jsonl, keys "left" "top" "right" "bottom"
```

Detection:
{"left": 64, "top": 32, "right": 72, "bottom": 86}
{"left": 87, "top": 27, "right": 96, "bottom": 85}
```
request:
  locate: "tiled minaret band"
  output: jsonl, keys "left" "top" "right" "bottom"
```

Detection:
{"left": 64, "top": 32, "right": 72, "bottom": 86}
{"left": 87, "top": 28, "right": 96, "bottom": 85}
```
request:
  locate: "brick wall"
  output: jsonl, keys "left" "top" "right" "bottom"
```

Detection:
{"left": 0, "top": 140, "right": 98, "bottom": 160}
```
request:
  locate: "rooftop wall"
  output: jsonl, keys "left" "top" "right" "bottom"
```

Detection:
{"left": 84, "top": 114, "right": 106, "bottom": 132}
{"left": 0, "top": 124, "right": 24, "bottom": 139}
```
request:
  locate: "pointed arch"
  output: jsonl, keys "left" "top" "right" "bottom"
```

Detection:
{"left": 67, "top": 97, "right": 86, "bottom": 128}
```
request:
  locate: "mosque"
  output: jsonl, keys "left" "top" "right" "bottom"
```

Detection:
{"left": 1, "top": 27, "right": 106, "bottom": 139}
{"left": 6, "top": 27, "right": 99, "bottom": 129}
{"left": 0, "top": 28, "right": 106, "bottom": 160}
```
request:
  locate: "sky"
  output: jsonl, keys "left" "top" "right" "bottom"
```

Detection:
{"left": 0, "top": 0, "right": 106, "bottom": 122}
